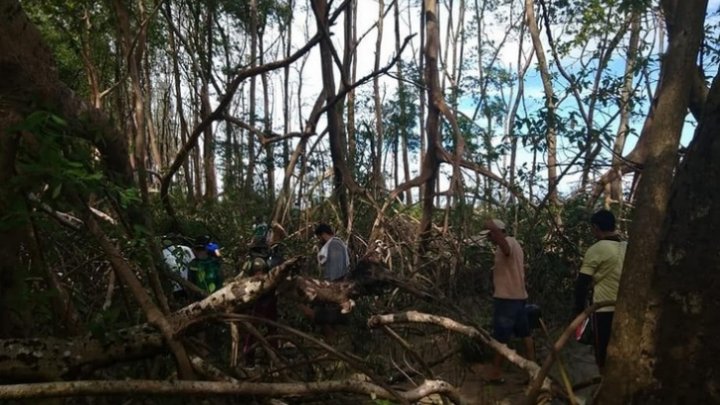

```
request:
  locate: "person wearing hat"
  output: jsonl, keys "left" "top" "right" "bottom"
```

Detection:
{"left": 188, "top": 236, "right": 223, "bottom": 294}
{"left": 573, "top": 209, "right": 626, "bottom": 371}
{"left": 483, "top": 218, "right": 534, "bottom": 384}
{"left": 240, "top": 223, "right": 286, "bottom": 368}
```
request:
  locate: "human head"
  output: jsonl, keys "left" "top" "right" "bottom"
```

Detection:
{"left": 193, "top": 236, "right": 211, "bottom": 258}
{"left": 489, "top": 219, "right": 506, "bottom": 233}
{"left": 193, "top": 244, "right": 208, "bottom": 259}
{"left": 249, "top": 232, "right": 271, "bottom": 260}
{"left": 314, "top": 223, "right": 334, "bottom": 243}
{"left": 590, "top": 209, "right": 616, "bottom": 237}
{"left": 482, "top": 218, "right": 507, "bottom": 234}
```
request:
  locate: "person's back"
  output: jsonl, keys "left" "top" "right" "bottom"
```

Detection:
{"left": 581, "top": 238, "right": 626, "bottom": 310}
{"left": 189, "top": 256, "right": 222, "bottom": 293}
{"left": 482, "top": 219, "right": 534, "bottom": 383}
{"left": 574, "top": 209, "right": 625, "bottom": 370}
{"left": 492, "top": 236, "right": 527, "bottom": 299}
{"left": 320, "top": 236, "right": 349, "bottom": 281}
{"left": 189, "top": 238, "right": 223, "bottom": 293}
{"left": 162, "top": 245, "right": 194, "bottom": 293}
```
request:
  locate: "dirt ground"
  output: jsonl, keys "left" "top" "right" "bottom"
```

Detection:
{"left": 414, "top": 334, "right": 601, "bottom": 404}
{"left": 459, "top": 341, "right": 599, "bottom": 404}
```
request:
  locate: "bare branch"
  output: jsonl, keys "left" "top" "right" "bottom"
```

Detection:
{"left": 0, "top": 379, "right": 464, "bottom": 403}
{"left": 160, "top": 30, "right": 326, "bottom": 220}
{"left": 368, "top": 310, "right": 550, "bottom": 391}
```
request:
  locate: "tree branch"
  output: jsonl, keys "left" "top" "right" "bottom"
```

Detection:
{"left": 0, "top": 379, "right": 463, "bottom": 403}
{"left": 368, "top": 310, "right": 550, "bottom": 390}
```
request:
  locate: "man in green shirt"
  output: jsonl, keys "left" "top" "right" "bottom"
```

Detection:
{"left": 574, "top": 209, "right": 627, "bottom": 370}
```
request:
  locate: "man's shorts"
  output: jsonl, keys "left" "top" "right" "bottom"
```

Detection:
{"left": 492, "top": 298, "right": 530, "bottom": 343}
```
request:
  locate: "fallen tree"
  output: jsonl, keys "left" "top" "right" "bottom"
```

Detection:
{"left": 0, "top": 378, "right": 463, "bottom": 403}
{"left": 0, "top": 256, "right": 474, "bottom": 403}
{"left": 0, "top": 258, "right": 303, "bottom": 381}
{"left": 368, "top": 311, "right": 552, "bottom": 393}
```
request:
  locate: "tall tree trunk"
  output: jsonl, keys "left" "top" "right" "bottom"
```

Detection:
{"left": 112, "top": 0, "right": 170, "bottom": 314}
{"left": 245, "top": 0, "right": 259, "bottom": 194}
{"left": 418, "top": 0, "right": 427, "bottom": 200}
{"left": 373, "top": 0, "right": 386, "bottom": 194}
{"left": 167, "top": 1, "right": 194, "bottom": 201}
{"left": 346, "top": 0, "right": 358, "bottom": 172}
{"left": 419, "top": 0, "right": 442, "bottom": 251}
{"left": 260, "top": 30, "right": 275, "bottom": 202}
{"left": 311, "top": 0, "right": 351, "bottom": 226}
{"left": 599, "top": 0, "right": 708, "bottom": 402}
{"left": 524, "top": 0, "right": 558, "bottom": 206}
{"left": 603, "top": 72, "right": 720, "bottom": 403}
{"left": 283, "top": 1, "right": 294, "bottom": 173}
{"left": 191, "top": 63, "right": 204, "bottom": 199}
{"left": 609, "top": 12, "right": 641, "bottom": 205}
{"left": 395, "top": 0, "right": 413, "bottom": 204}
{"left": 201, "top": 5, "right": 217, "bottom": 201}
{"left": 144, "top": 52, "right": 163, "bottom": 178}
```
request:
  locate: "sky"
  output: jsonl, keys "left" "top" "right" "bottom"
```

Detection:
{"left": 223, "top": 0, "right": 720, "bottom": 204}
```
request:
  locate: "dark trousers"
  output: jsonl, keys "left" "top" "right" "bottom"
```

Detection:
{"left": 593, "top": 311, "right": 614, "bottom": 368}
{"left": 243, "top": 294, "right": 278, "bottom": 366}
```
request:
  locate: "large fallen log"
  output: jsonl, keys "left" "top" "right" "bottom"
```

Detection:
{"left": 0, "top": 378, "right": 464, "bottom": 403}
{"left": 0, "top": 258, "right": 303, "bottom": 381}
{"left": 0, "top": 258, "right": 440, "bottom": 383}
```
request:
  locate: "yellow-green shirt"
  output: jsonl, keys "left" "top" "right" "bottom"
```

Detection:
{"left": 580, "top": 239, "right": 627, "bottom": 312}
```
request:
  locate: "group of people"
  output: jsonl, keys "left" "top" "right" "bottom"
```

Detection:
{"left": 161, "top": 221, "right": 351, "bottom": 367}
{"left": 162, "top": 210, "right": 623, "bottom": 379}
{"left": 481, "top": 209, "right": 625, "bottom": 383}
{"left": 162, "top": 234, "right": 223, "bottom": 299}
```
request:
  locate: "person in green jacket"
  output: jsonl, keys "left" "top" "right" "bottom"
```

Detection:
{"left": 188, "top": 236, "right": 223, "bottom": 294}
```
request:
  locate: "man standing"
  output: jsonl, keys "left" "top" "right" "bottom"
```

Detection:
{"left": 315, "top": 223, "right": 349, "bottom": 281}
{"left": 483, "top": 218, "right": 535, "bottom": 383}
{"left": 298, "top": 223, "right": 350, "bottom": 339}
{"left": 240, "top": 223, "right": 286, "bottom": 368}
{"left": 574, "top": 209, "right": 626, "bottom": 370}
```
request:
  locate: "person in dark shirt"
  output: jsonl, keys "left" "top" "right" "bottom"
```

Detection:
{"left": 241, "top": 224, "right": 286, "bottom": 368}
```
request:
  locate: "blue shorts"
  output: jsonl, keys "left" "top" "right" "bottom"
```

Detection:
{"left": 492, "top": 298, "right": 530, "bottom": 343}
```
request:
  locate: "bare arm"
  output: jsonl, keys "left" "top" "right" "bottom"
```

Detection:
{"left": 484, "top": 219, "right": 511, "bottom": 256}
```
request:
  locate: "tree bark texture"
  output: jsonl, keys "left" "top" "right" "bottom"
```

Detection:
{"left": 311, "top": 0, "right": 352, "bottom": 226}
{"left": 524, "top": 0, "right": 558, "bottom": 206}
{"left": 600, "top": 0, "right": 709, "bottom": 402}
{"left": 418, "top": 0, "right": 442, "bottom": 252}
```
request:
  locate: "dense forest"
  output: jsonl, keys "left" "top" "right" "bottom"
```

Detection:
{"left": 1, "top": 0, "right": 719, "bottom": 403}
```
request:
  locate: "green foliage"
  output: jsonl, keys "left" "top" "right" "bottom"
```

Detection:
{"left": 219, "top": 0, "right": 293, "bottom": 31}
{"left": 12, "top": 111, "right": 105, "bottom": 199}
{"left": 23, "top": 0, "right": 115, "bottom": 96}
